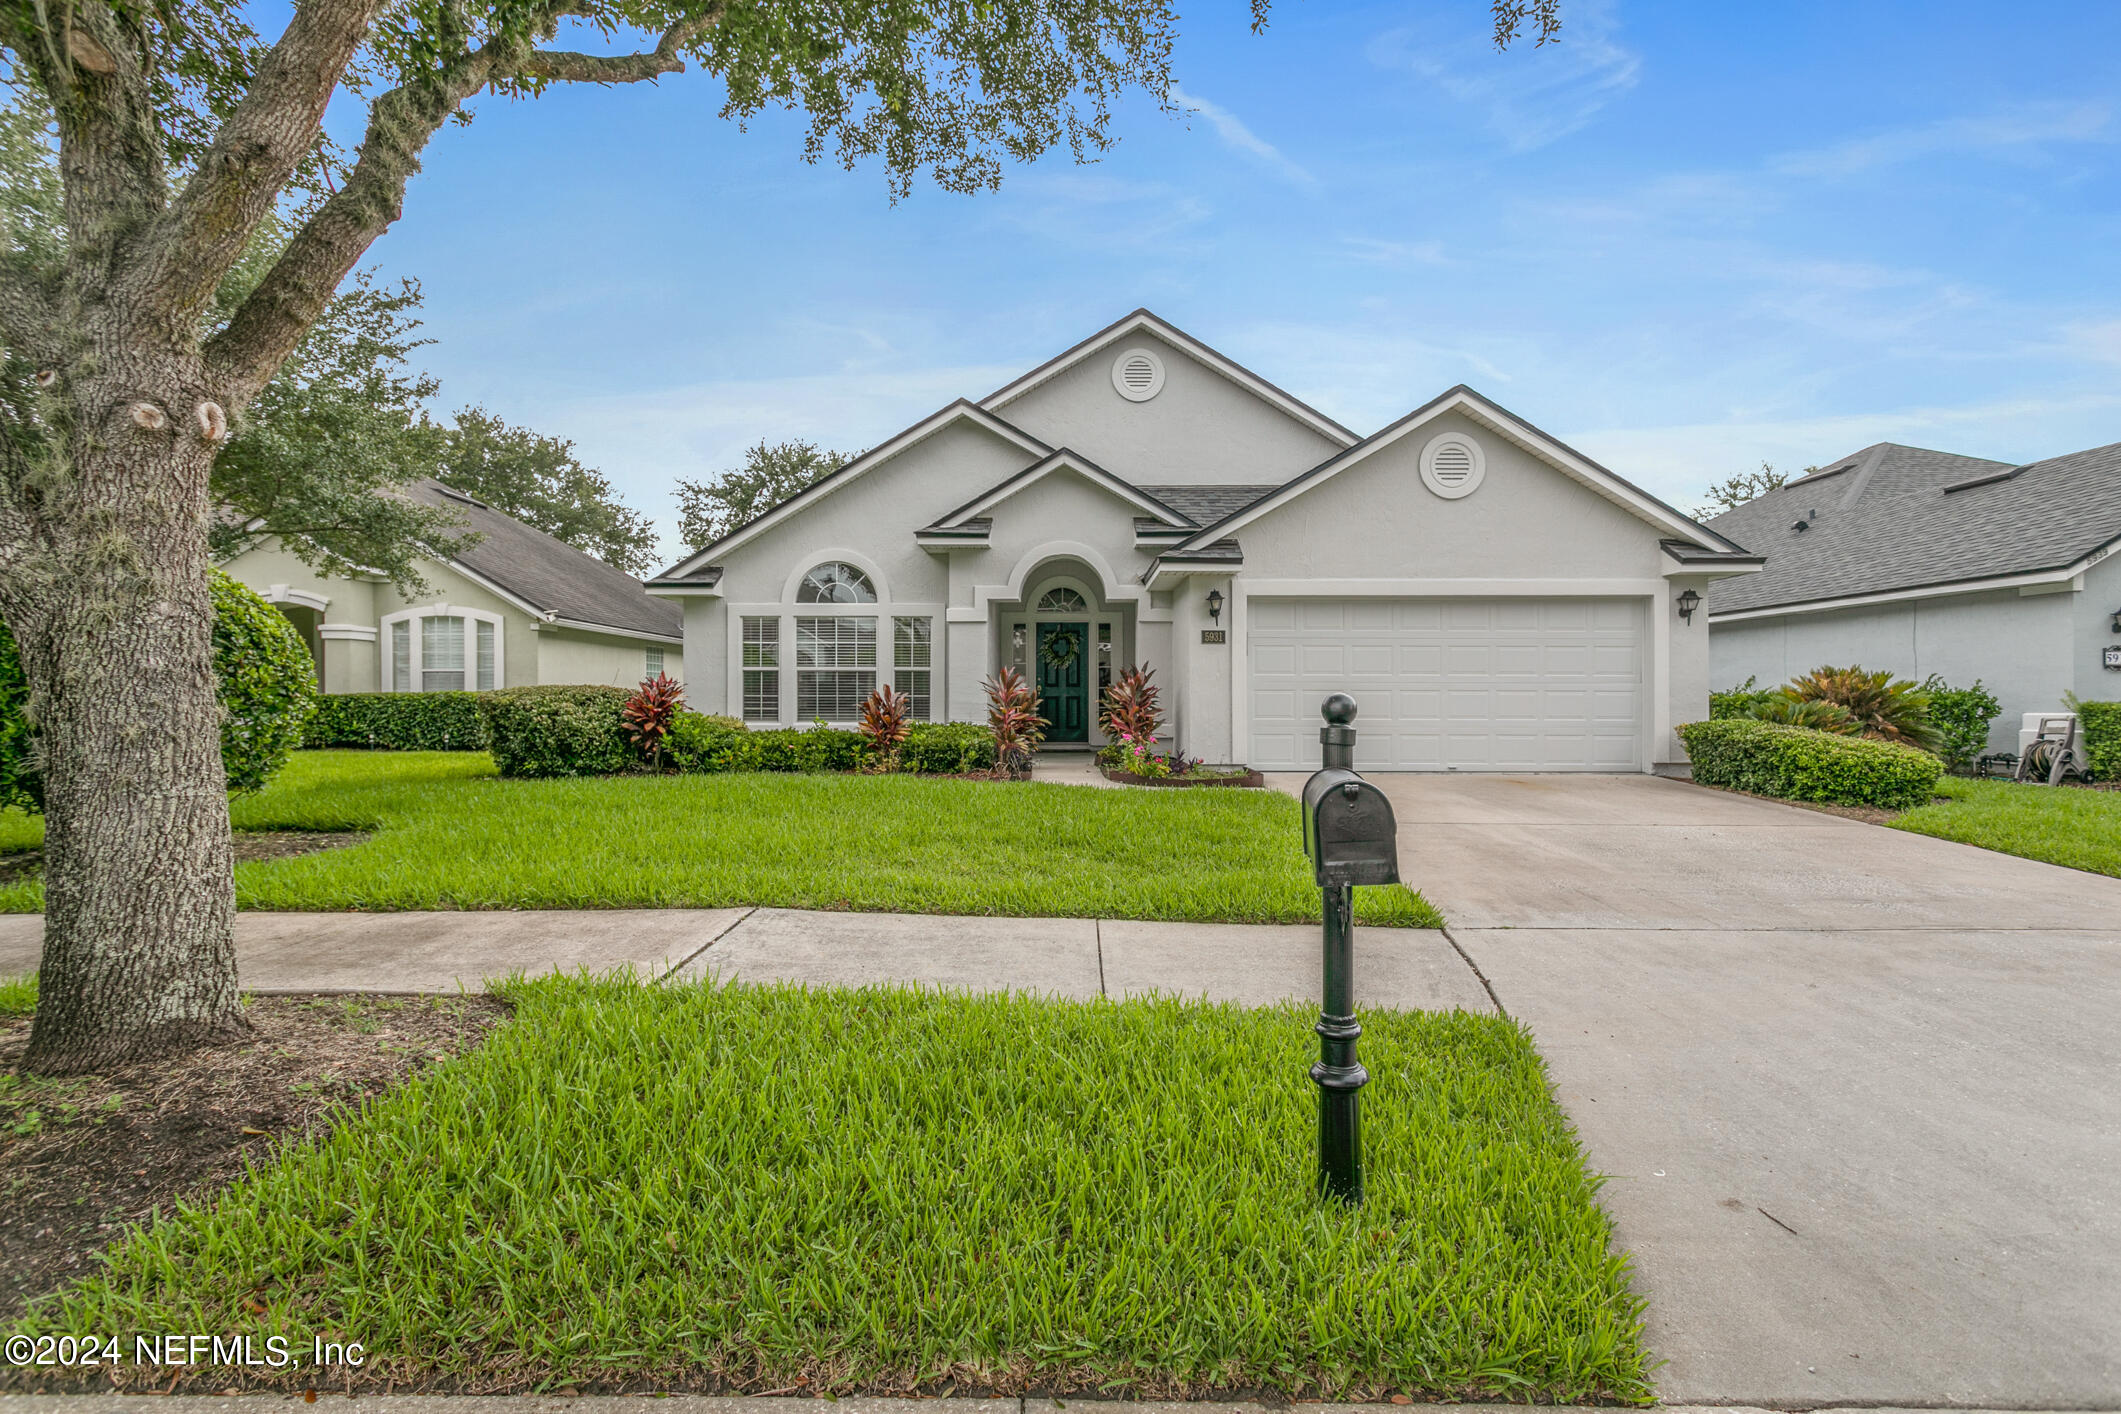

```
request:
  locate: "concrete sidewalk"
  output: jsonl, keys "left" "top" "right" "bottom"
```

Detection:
{"left": 0, "top": 907, "right": 1489, "bottom": 1012}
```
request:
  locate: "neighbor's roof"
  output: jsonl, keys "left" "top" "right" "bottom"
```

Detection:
{"left": 1703, "top": 440, "right": 2121, "bottom": 616}
{"left": 410, "top": 481, "right": 681, "bottom": 640}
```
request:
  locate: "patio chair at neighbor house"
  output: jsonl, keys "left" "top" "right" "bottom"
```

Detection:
{"left": 2013, "top": 715, "right": 2089, "bottom": 785}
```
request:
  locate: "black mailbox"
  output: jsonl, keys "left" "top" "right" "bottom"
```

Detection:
{"left": 1302, "top": 769, "right": 1400, "bottom": 888}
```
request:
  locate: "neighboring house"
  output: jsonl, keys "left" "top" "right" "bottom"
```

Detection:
{"left": 647, "top": 310, "right": 1758, "bottom": 772}
{"left": 223, "top": 479, "right": 683, "bottom": 695}
{"left": 1705, "top": 441, "right": 2121, "bottom": 752}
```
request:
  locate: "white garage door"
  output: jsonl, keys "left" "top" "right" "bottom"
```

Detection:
{"left": 1247, "top": 597, "right": 1644, "bottom": 771}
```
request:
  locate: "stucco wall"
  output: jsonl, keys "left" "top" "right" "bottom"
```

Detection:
{"left": 223, "top": 538, "right": 674, "bottom": 693}
{"left": 2072, "top": 549, "right": 2121, "bottom": 708}
{"left": 1709, "top": 586, "right": 2082, "bottom": 752}
{"left": 990, "top": 330, "right": 1346, "bottom": 486}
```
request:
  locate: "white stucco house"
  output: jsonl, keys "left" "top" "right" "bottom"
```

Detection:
{"left": 648, "top": 311, "right": 1761, "bottom": 772}
{"left": 1706, "top": 440, "right": 2121, "bottom": 752}
{"left": 223, "top": 479, "right": 683, "bottom": 695}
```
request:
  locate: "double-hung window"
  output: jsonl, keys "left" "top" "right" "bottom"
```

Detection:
{"left": 796, "top": 616, "right": 876, "bottom": 720}
{"left": 893, "top": 616, "right": 932, "bottom": 720}
{"left": 387, "top": 609, "right": 498, "bottom": 692}
{"left": 741, "top": 617, "right": 780, "bottom": 722}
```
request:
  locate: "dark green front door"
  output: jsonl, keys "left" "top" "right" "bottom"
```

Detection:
{"left": 1036, "top": 621, "right": 1089, "bottom": 742}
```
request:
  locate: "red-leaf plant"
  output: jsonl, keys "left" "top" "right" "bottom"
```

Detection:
{"left": 1099, "top": 665, "right": 1161, "bottom": 743}
{"left": 621, "top": 672, "right": 685, "bottom": 770}
{"left": 985, "top": 667, "right": 1046, "bottom": 778}
{"left": 858, "top": 684, "right": 913, "bottom": 768}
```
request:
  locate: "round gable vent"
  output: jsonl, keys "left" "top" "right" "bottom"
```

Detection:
{"left": 1420, "top": 433, "right": 1486, "bottom": 499}
{"left": 1111, "top": 347, "right": 1165, "bottom": 402}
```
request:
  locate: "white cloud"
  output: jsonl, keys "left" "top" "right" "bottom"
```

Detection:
{"left": 992, "top": 173, "right": 1213, "bottom": 250}
{"left": 1169, "top": 86, "right": 1317, "bottom": 188}
{"left": 1771, "top": 100, "right": 2113, "bottom": 178}
{"left": 1571, "top": 391, "right": 2121, "bottom": 511}
{"left": 1367, "top": 3, "right": 1641, "bottom": 152}
{"left": 1340, "top": 236, "right": 1450, "bottom": 267}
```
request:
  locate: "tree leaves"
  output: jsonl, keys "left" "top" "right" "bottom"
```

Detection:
{"left": 674, "top": 437, "right": 848, "bottom": 550}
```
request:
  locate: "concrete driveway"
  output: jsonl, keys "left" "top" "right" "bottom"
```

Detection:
{"left": 1282, "top": 772, "right": 2121, "bottom": 1407}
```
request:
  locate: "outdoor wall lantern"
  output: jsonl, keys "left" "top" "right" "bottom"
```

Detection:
{"left": 1206, "top": 588, "right": 1225, "bottom": 624}
{"left": 2110, "top": 607, "right": 2121, "bottom": 634}
{"left": 1676, "top": 588, "right": 1702, "bottom": 624}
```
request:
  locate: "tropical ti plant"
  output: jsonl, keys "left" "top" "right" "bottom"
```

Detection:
{"left": 620, "top": 673, "right": 686, "bottom": 770}
{"left": 858, "top": 684, "right": 913, "bottom": 768}
{"left": 985, "top": 667, "right": 1046, "bottom": 779}
{"left": 1099, "top": 665, "right": 1162, "bottom": 743}
{"left": 1781, "top": 666, "right": 1942, "bottom": 752}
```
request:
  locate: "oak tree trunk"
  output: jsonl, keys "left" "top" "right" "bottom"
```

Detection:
{"left": 17, "top": 347, "right": 246, "bottom": 1076}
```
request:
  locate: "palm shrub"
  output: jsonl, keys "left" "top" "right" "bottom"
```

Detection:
{"left": 857, "top": 685, "right": 912, "bottom": 768}
{"left": 1920, "top": 676, "right": 2002, "bottom": 771}
{"left": 2, "top": 570, "right": 314, "bottom": 809}
{"left": 1779, "top": 665, "right": 1941, "bottom": 752}
{"left": 1742, "top": 695, "right": 1856, "bottom": 734}
{"left": 621, "top": 673, "right": 686, "bottom": 770}
{"left": 985, "top": 667, "right": 1045, "bottom": 778}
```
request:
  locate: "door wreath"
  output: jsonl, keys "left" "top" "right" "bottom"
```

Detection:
{"left": 1038, "top": 627, "right": 1083, "bottom": 673}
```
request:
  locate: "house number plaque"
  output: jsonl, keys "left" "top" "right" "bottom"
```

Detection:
{"left": 1201, "top": 629, "right": 1227, "bottom": 644}
{"left": 2105, "top": 644, "right": 2121, "bottom": 670}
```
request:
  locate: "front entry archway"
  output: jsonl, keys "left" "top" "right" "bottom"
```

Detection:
{"left": 995, "top": 569, "right": 1128, "bottom": 748}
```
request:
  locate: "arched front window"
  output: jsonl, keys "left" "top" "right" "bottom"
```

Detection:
{"left": 1037, "top": 587, "right": 1088, "bottom": 613}
{"left": 382, "top": 606, "right": 502, "bottom": 692}
{"left": 797, "top": 561, "right": 876, "bottom": 604}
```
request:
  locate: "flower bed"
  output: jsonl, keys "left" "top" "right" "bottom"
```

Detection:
{"left": 1102, "top": 764, "right": 1264, "bottom": 788}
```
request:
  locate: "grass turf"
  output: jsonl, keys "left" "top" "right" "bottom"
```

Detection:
{"left": 0, "top": 971, "right": 33, "bottom": 1017}
{"left": 12, "top": 975, "right": 1647, "bottom": 1400}
{"left": 1890, "top": 777, "right": 2121, "bottom": 877}
{"left": 0, "top": 752, "right": 1440, "bottom": 926}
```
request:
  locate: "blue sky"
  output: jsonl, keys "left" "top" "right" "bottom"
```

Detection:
{"left": 338, "top": 1, "right": 2121, "bottom": 563}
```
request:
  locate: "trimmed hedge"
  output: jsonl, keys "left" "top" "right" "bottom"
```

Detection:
{"left": 1, "top": 570, "right": 314, "bottom": 808}
{"left": 900, "top": 721, "right": 998, "bottom": 774}
{"left": 304, "top": 692, "right": 488, "bottom": 751}
{"left": 478, "top": 685, "right": 632, "bottom": 778}
{"left": 1678, "top": 718, "right": 1942, "bottom": 811}
{"left": 663, "top": 713, "right": 996, "bottom": 775}
{"left": 1708, "top": 676, "right": 1777, "bottom": 720}
{"left": 2078, "top": 700, "right": 2121, "bottom": 781}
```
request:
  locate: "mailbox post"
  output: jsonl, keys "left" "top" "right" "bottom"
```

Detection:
{"left": 1300, "top": 693, "right": 1400, "bottom": 1205}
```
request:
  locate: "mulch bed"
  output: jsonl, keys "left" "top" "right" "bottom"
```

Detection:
{"left": 1100, "top": 765, "right": 1265, "bottom": 788}
{"left": 0, "top": 992, "right": 507, "bottom": 1321}
{"left": 0, "top": 829, "right": 368, "bottom": 886}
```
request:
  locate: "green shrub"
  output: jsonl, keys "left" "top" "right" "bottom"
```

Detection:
{"left": 742, "top": 726, "right": 868, "bottom": 773}
{"left": 304, "top": 692, "right": 488, "bottom": 750}
{"left": 666, "top": 710, "right": 749, "bottom": 772}
{"left": 478, "top": 685, "right": 632, "bottom": 778}
{"left": 211, "top": 572, "right": 320, "bottom": 792}
{"left": 899, "top": 721, "right": 997, "bottom": 775}
{"left": 1920, "top": 676, "right": 2002, "bottom": 771}
{"left": 2074, "top": 699, "right": 2121, "bottom": 781}
{"left": 0, "top": 570, "right": 315, "bottom": 808}
{"left": 1709, "top": 676, "right": 1777, "bottom": 719}
{"left": 1678, "top": 718, "right": 1942, "bottom": 811}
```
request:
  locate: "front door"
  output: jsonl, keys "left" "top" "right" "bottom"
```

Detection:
{"left": 1035, "top": 621, "right": 1089, "bottom": 742}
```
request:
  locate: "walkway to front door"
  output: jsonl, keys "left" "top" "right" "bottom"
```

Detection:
{"left": 1036, "top": 620, "right": 1089, "bottom": 742}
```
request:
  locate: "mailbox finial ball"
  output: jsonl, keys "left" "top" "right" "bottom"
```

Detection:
{"left": 1321, "top": 693, "right": 1357, "bottom": 726}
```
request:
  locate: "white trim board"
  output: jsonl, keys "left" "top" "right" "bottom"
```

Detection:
{"left": 1173, "top": 387, "right": 1743, "bottom": 557}
{"left": 979, "top": 309, "right": 1359, "bottom": 450}
{"left": 932, "top": 450, "right": 1191, "bottom": 529}
{"left": 656, "top": 401, "right": 1051, "bottom": 579}
{"left": 1237, "top": 578, "right": 1665, "bottom": 598}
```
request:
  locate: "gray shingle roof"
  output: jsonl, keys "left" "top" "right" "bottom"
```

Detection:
{"left": 1703, "top": 440, "right": 2121, "bottom": 615}
{"left": 1136, "top": 485, "right": 1281, "bottom": 526}
{"left": 409, "top": 480, "right": 681, "bottom": 639}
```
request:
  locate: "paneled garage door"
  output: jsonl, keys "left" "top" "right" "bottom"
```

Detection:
{"left": 1247, "top": 597, "right": 1644, "bottom": 771}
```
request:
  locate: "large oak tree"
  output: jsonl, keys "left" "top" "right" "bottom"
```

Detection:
{"left": 0, "top": 0, "right": 1555, "bottom": 1075}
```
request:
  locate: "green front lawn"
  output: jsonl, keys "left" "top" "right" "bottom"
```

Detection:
{"left": 0, "top": 751, "right": 1440, "bottom": 926}
{"left": 1890, "top": 776, "right": 2121, "bottom": 877}
{"left": 14, "top": 975, "right": 1647, "bottom": 1400}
